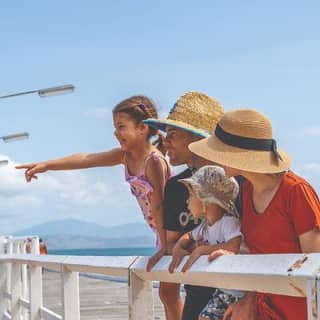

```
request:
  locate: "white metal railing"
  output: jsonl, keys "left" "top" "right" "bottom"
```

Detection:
{"left": 1, "top": 236, "right": 40, "bottom": 255}
{"left": 0, "top": 236, "right": 40, "bottom": 320}
{"left": 1, "top": 238, "right": 320, "bottom": 319}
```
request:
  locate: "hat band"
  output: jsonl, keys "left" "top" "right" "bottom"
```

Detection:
{"left": 215, "top": 124, "right": 283, "bottom": 162}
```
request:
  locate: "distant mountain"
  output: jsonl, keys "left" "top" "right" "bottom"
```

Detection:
{"left": 44, "top": 235, "right": 155, "bottom": 250}
{"left": 13, "top": 218, "right": 155, "bottom": 249}
{"left": 14, "top": 218, "right": 152, "bottom": 238}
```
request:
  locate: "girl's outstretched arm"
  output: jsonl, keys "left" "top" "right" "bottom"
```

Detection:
{"left": 16, "top": 148, "right": 124, "bottom": 182}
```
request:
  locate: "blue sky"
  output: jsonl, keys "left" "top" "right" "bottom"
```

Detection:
{"left": 0, "top": 1, "right": 320, "bottom": 234}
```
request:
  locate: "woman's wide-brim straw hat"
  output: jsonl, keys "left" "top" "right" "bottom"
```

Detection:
{"left": 189, "top": 109, "right": 291, "bottom": 174}
{"left": 144, "top": 92, "right": 224, "bottom": 137}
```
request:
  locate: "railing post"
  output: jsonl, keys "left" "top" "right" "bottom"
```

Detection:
{"left": 28, "top": 236, "right": 40, "bottom": 320}
{"left": 128, "top": 270, "right": 153, "bottom": 320}
{"left": 317, "top": 277, "right": 320, "bottom": 320}
{"left": 30, "top": 264, "right": 42, "bottom": 320}
{"left": 6, "top": 236, "right": 13, "bottom": 315}
{"left": 0, "top": 236, "right": 7, "bottom": 318}
{"left": 21, "top": 240, "right": 28, "bottom": 320}
{"left": 62, "top": 266, "right": 80, "bottom": 320}
{"left": 306, "top": 278, "right": 318, "bottom": 320}
{"left": 0, "top": 236, "right": 5, "bottom": 253}
{"left": 11, "top": 262, "right": 22, "bottom": 320}
{"left": 31, "top": 237, "right": 40, "bottom": 254}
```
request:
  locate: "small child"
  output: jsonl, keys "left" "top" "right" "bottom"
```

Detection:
{"left": 16, "top": 95, "right": 172, "bottom": 253}
{"left": 169, "top": 165, "right": 245, "bottom": 320}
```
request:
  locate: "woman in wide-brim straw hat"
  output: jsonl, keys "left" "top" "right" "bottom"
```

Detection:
{"left": 189, "top": 109, "right": 320, "bottom": 320}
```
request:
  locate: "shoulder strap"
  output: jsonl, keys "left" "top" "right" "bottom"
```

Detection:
{"left": 144, "top": 151, "right": 167, "bottom": 164}
{"left": 144, "top": 151, "right": 171, "bottom": 176}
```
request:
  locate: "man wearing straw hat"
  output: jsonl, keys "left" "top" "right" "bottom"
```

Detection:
{"left": 145, "top": 92, "right": 242, "bottom": 320}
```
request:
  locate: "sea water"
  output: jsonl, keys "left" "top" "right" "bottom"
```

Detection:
{"left": 48, "top": 247, "right": 158, "bottom": 284}
{"left": 49, "top": 247, "right": 156, "bottom": 256}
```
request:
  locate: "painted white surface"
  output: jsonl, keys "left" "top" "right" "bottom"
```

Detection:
{"left": 30, "top": 265, "right": 42, "bottom": 320}
{"left": 62, "top": 268, "right": 80, "bottom": 320}
{"left": 129, "top": 272, "right": 153, "bottom": 320}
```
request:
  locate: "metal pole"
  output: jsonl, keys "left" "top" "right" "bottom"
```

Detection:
{"left": 0, "top": 90, "right": 38, "bottom": 99}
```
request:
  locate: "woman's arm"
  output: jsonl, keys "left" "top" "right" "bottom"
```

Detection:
{"left": 299, "top": 228, "right": 320, "bottom": 252}
{"left": 16, "top": 148, "right": 124, "bottom": 182}
{"left": 223, "top": 292, "right": 257, "bottom": 320}
{"left": 289, "top": 181, "right": 320, "bottom": 253}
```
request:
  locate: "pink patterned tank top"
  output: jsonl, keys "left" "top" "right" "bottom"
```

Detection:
{"left": 124, "top": 152, "right": 173, "bottom": 248}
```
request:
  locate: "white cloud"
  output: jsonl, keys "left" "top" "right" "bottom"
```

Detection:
{"left": 300, "top": 126, "right": 320, "bottom": 137}
{"left": 0, "top": 194, "right": 43, "bottom": 209}
{"left": 0, "top": 155, "right": 139, "bottom": 234}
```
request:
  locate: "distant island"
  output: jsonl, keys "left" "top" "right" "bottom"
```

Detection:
{"left": 13, "top": 218, "right": 155, "bottom": 250}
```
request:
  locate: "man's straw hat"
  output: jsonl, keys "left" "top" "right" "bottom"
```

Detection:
{"left": 144, "top": 92, "right": 224, "bottom": 137}
{"left": 189, "top": 109, "right": 291, "bottom": 174}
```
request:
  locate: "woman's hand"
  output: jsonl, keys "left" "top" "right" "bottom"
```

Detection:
{"left": 15, "top": 162, "right": 48, "bottom": 182}
{"left": 223, "top": 292, "right": 257, "bottom": 320}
